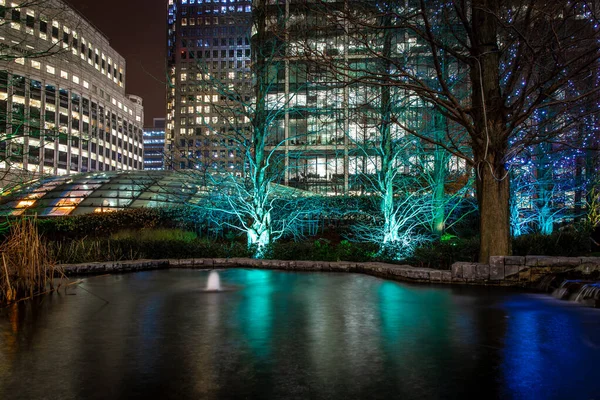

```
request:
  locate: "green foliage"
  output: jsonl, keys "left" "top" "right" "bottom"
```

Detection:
{"left": 37, "top": 207, "right": 200, "bottom": 239}
{"left": 407, "top": 237, "right": 480, "bottom": 269}
{"left": 512, "top": 225, "right": 591, "bottom": 256}
{"left": 110, "top": 228, "right": 198, "bottom": 242}
{"left": 267, "top": 239, "right": 377, "bottom": 262}
{"left": 49, "top": 236, "right": 251, "bottom": 264}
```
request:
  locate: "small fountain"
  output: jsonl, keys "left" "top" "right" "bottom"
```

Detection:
{"left": 205, "top": 270, "right": 222, "bottom": 292}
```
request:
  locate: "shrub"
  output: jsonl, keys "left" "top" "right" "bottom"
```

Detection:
{"left": 37, "top": 207, "right": 203, "bottom": 240}
{"left": 267, "top": 239, "right": 377, "bottom": 262}
{"left": 48, "top": 236, "right": 251, "bottom": 264}
{"left": 407, "top": 236, "right": 480, "bottom": 269}
{"left": 110, "top": 228, "right": 198, "bottom": 242}
{"left": 512, "top": 225, "right": 591, "bottom": 256}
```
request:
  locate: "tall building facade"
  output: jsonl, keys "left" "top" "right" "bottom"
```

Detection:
{"left": 0, "top": 0, "right": 144, "bottom": 187}
{"left": 166, "top": 0, "right": 252, "bottom": 172}
{"left": 143, "top": 118, "right": 165, "bottom": 170}
{"left": 259, "top": 0, "right": 450, "bottom": 195}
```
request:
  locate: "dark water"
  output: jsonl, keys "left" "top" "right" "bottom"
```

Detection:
{"left": 0, "top": 269, "right": 599, "bottom": 400}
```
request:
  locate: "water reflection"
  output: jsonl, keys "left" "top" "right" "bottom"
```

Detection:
{"left": 0, "top": 270, "right": 598, "bottom": 400}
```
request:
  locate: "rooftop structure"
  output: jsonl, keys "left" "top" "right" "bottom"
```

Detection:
{"left": 0, "top": 169, "right": 311, "bottom": 217}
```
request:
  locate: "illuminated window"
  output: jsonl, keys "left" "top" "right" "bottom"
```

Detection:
{"left": 60, "top": 70, "right": 68, "bottom": 79}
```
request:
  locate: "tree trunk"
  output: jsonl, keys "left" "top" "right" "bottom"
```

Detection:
{"left": 248, "top": 209, "right": 271, "bottom": 258}
{"left": 471, "top": 0, "right": 511, "bottom": 262}
{"left": 476, "top": 154, "right": 511, "bottom": 262}
{"left": 381, "top": 177, "right": 398, "bottom": 246}
{"left": 431, "top": 129, "right": 446, "bottom": 237}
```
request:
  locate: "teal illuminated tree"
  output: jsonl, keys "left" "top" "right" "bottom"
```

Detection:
{"left": 173, "top": 0, "right": 314, "bottom": 258}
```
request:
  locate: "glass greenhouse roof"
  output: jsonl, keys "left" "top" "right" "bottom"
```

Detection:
{"left": 0, "top": 171, "right": 310, "bottom": 217}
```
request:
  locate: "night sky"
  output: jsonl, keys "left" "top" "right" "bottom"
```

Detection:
{"left": 67, "top": 0, "right": 167, "bottom": 127}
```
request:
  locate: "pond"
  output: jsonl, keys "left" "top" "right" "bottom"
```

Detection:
{"left": 0, "top": 269, "right": 599, "bottom": 399}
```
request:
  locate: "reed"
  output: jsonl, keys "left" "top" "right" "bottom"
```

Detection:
{"left": 0, "top": 217, "right": 62, "bottom": 304}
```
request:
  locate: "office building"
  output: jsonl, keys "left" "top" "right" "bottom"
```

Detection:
{"left": 0, "top": 0, "right": 144, "bottom": 187}
{"left": 166, "top": 0, "right": 252, "bottom": 171}
{"left": 143, "top": 118, "right": 165, "bottom": 170}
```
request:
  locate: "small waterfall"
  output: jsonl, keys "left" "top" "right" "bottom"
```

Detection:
{"left": 575, "top": 283, "right": 600, "bottom": 304}
{"left": 552, "top": 279, "right": 600, "bottom": 307}
{"left": 552, "top": 280, "right": 583, "bottom": 300}
{"left": 206, "top": 270, "right": 222, "bottom": 291}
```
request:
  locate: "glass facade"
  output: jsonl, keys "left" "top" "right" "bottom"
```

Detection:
{"left": 143, "top": 118, "right": 166, "bottom": 170}
{"left": 0, "top": 0, "right": 144, "bottom": 185}
{"left": 166, "top": 0, "right": 252, "bottom": 172}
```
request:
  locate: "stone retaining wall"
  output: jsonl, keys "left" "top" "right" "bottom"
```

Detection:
{"left": 60, "top": 255, "right": 600, "bottom": 287}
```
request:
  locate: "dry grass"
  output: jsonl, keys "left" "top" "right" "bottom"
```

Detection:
{"left": 0, "top": 218, "right": 63, "bottom": 304}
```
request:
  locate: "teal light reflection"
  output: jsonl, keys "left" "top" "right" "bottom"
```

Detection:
{"left": 237, "top": 269, "right": 274, "bottom": 359}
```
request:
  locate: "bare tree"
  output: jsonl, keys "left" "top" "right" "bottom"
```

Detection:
{"left": 291, "top": 0, "right": 600, "bottom": 262}
{"left": 169, "top": 0, "right": 318, "bottom": 257}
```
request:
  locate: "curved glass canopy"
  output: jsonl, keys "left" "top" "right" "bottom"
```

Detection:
{"left": 0, "top": 171, "right": 216, "bottom": 217}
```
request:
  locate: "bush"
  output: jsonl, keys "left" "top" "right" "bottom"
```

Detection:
{"left": 407, "top": 236, "right": 480, "bottom": 269}
{"left": 267, "top": 239, "right": 377, "bottom": 262}
{"left": 37, "top": 207, "right": 202, "bottom": 240}
{"left": 110, "top": 228, "right": 198, "bottom": 242}
{"left": 512, "top": 225, "right": 591, "bottom": 256}
{"left": 49, "top": 236, "right": 251, "bottom": 264}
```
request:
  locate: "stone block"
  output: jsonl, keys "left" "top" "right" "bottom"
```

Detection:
{"left": 407, "top": 269, "right": 429, "bottom": 281}
{"left": 503, "top": 256, "right": 525, "bottom": 266}
{"left": 462, "top": 263, "right": 476, "bottom": 281}
{"left": 190, "top": 258, "right": 205, "bottom": 267}
{"left": 441, "top": 270, "right": 452, "bottom": 283}
{"left": 451, "top": 262, "right": 464, "bottom": 279}
{"left": 203, "top": 259, "right": 214, "bottom": 267}
{"left": 535, "top": 257, "right": 581, "bottom": 268}
{"left": 525, "top": 256, "right": 550, "bottom": 266}
{"left": 580, "top": 257, "right": 600, "bottom": 267}
{"left": 578, "top": 259, "right": 600, "bottom": 275}
{"left": 430, "top": 270, "right": 442, "bottom": 282}
{"left": 178, "top": 258, "right": 194, "bottom": 267}
{"left": 519, "top": 268, "right": 531, "bottom": 282}
{"left": 333, "top": 263, "right": 351, "bottom": 272}
{"left": 505, "top": 264, "right": 527, "bottom": 281}
{"left": 418, "top": 270, "right": 430, "bottom": 281}
{"left": 489, "top": 256, "right": 505, "bottom": 269}
{"left": 475, "top": 264, "right": 490, "bottom": 281}
{"left": 490, "top": 263, "right": 505, "bottom": 280}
